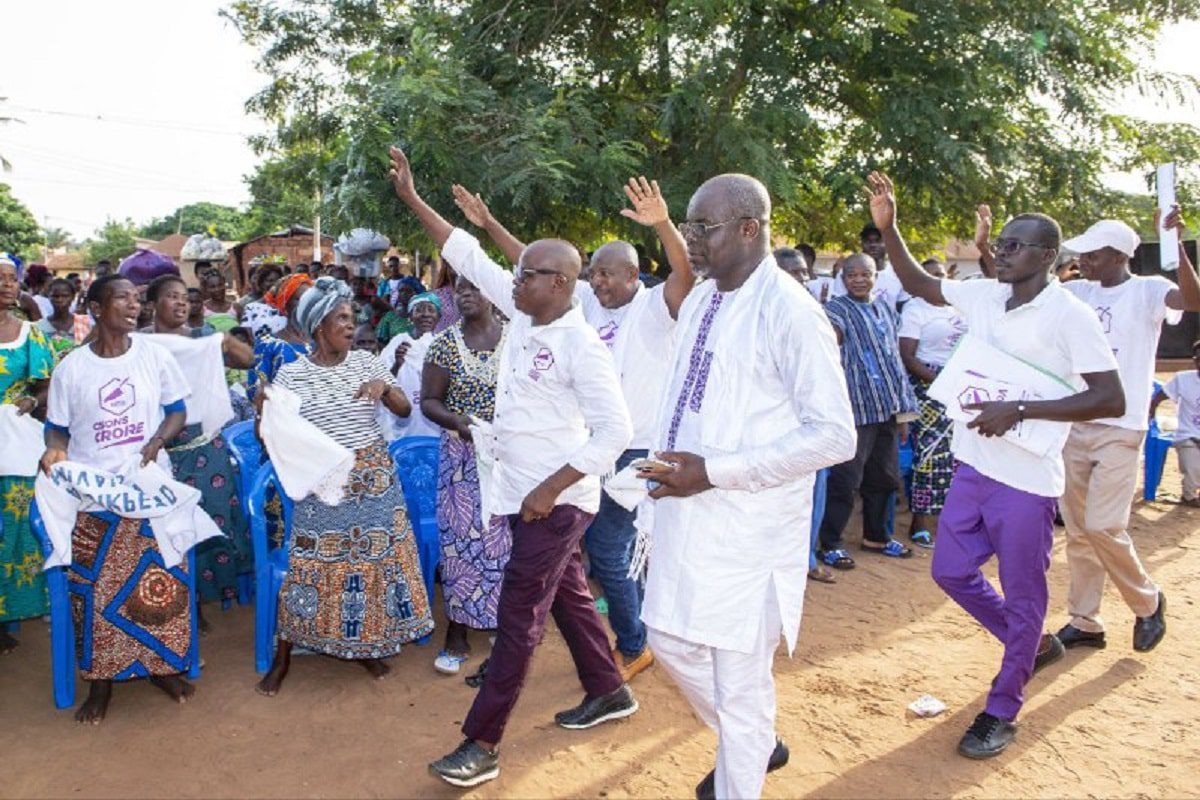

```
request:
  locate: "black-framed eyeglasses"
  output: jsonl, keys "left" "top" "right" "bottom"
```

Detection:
{"left": 678, "top": 217, "right": 761, "bottom": 239}
{"left": 990, "top": 238, "right": 1051, "bottom": 257}
{"left": 514, "top": 264, "right": 561, "bottom": 282}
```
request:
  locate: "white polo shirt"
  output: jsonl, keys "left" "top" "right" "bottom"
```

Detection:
{"left": 442, "top": 229, "right": 632, "bottom": 515}
{"left": 1063, "top": 276, "right": 1181, "bottom": 431}
{"left": 940, "top": 278, "right": 1118, "bottom": 497}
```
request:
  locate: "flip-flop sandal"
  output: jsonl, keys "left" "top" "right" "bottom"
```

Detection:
{"left": 808, "top": 567, "right": 837, "bottom": 584}
{"left": 464, "top": 657, "right": 490, "bottom": 688}
{"left": 863, "top": 540, "right": 914, "bottom": 559}
{"left": 910, "top": 530, "right": 934, "bottom": 549}
{"left": 819, "top": 549, "right": 856, "bottom": 570}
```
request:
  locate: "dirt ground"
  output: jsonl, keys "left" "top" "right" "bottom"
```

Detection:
{"left": 4, "top": 406, "right": 1199, "bottom": 799}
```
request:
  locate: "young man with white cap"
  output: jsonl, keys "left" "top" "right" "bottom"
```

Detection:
{"left": 1049, "top": 206, "right": 1200, "bottom": 655}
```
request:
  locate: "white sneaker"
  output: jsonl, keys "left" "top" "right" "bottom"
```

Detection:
{"left": 435, "top": 651, "right": 468, "bottom": 675}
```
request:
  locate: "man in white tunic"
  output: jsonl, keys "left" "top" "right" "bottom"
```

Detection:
{"left": 637, "top": 174, "right": 856, "bottom": 799}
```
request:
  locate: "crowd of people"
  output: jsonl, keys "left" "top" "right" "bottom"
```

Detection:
{"left": 1, "top": 146, "right": 1198, "bottom": 798}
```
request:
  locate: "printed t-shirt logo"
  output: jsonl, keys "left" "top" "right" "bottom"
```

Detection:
{"left": 99, "top": 378, "right": 136, "bottom": 416}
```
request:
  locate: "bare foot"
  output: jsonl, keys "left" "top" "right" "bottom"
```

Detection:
{"left": 359, "top": 658, "right": 391, "bottom": 679}
{"left": 0, "top": 630, "right": 18, "bottom": 654}
{"left": 75, "top": 680, "right": 113, "bottom": 724}
{"left": 255, "top": 640, "right": 292, "bottom": 697}
{"left": 149, "top": 674, "right": 196, "bottom": 703}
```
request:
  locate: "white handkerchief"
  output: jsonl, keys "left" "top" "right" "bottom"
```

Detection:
{"left": 0, "top": 404, "right": 45, "bottom": 477}
{"left": 260, "top": 384, "right": 355, "bottom": 504}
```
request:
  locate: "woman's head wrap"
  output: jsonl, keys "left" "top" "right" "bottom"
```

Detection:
{"left": 265, "top": 273, "right": 314, "bottom": 314}
{"left": 398, "top": 275, "right": 425, "bottom": 294}
{"left": 0, "top": 253, "right": 21, "bottom": 282}
{"left": 407, "top": 291, "right": 443, "bottom": 314}
{"left": 295, "top": 276, "right": 353, "bottom": 337}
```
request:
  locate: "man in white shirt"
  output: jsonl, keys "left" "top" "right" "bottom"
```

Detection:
{"left": 1150, "top": 339, "right": 1200, "bottom": 505}
{"left": 865, "top": 172, "right": 1125, "bottom": 760}
{"left": 1050, "top": 210, "right": 1200, "bottom": 654}
{"left": 860, "top": 223, "right": 910, "bottom": 312}
{"left": 387, "top": 147, "right": 635, "bottom": 789}
{"left": 449, "top": 178, "right": 695, "bottom": 682}
{"left": 637, "top": 174, "right": 856, "bottom": 799}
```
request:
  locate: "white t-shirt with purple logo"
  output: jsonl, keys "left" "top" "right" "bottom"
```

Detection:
{"left": 1163, "top": 371, "right": 1200, "bottom": 441}
{"left": 47, "top": 337, "right": 190, "bottom": 474}
{"left": 1064, "top": 275, "right": 1181, "bottom": 431}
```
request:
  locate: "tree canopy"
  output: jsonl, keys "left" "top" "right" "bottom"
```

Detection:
{"left": 138, "top": 201, "right": 253, "bottom": 241}
{"left": 225, "top": 0, "right": 1200, "bottom": 256}
{"left": 85, "top": 218, "right": 139, "bottom": 265}
{"left": 0, "top": 183, "right": 41, "bottom": 261}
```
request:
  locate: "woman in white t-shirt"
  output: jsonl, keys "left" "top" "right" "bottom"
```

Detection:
{"left": 1149, "top": 341, "right": 1200, "bottom": 506}
{"left": 897, "top": 259, "right": 968, "bottom": 547}
{"left": 40, "top": 274, "right": 194, "bottom": 725}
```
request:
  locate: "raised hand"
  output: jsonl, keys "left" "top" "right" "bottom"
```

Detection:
{"left": 975, "top": 204, "right": 993, "bottom": 246}
{"left": 863, "top": 171, "right": 897, "bottom": 231}
{"left": 619, "top": 176, "right": 670, "bottom": 227}
{"left": 388, "top": 146, "right": 416, "bottom": 201}
{"left": 1155, "top": 203, "right": 1186, "bottom": 235}
{"left": 452, "top": 184, "right": 492, "bottom": 228}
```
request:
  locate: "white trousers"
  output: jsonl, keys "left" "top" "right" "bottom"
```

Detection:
{"left": 647, "top": 592, "right": 783, "bottom": 800}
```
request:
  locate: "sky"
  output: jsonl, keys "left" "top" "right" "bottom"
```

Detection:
{"left": 1, "top": 2, "right": 1198, "bottom": 242}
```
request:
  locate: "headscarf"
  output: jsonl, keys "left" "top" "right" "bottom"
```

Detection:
{"left": 295, "top": 276, "right": 353, "bottom": 337}
{"left": 407, "top": 291, "right": 443, "bottom": 314}
{"left": 25, "top": 263, "right": 50, "bottom": 288}
{"left": 0, "top": 253, "right": 21, "bottom": 282}
{"left": 398, "top": 276, "right": 425, "bottom": 293}
{"left": 265, "top": 273, "right": 314, "bottom": 314}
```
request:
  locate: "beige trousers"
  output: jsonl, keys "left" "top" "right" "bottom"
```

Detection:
{"left": 1178, "top": 439, "right": 1200, "bottom": 501}
{"left": 1061, "top": 422, "right": 1160, "bottom": 633}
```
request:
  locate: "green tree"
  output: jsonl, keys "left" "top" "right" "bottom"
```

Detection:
{"left": 85, "top": 218, "right": 139, "bottom": 265}
{"left": 228, "top": 0, "right": 1200, "bottom": 255}
{"left": 0, "top": 183, "right": 41, "bottom": 260}
{"left": 138, "top": 201, "right": 251, "bottom": 240}
{"left": 43, "top": 226, "right": 72, "bottom": 250}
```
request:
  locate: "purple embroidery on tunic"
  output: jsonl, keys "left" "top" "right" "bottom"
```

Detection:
{"left": 666, "top": 292, "right": 725, "bottom": 450}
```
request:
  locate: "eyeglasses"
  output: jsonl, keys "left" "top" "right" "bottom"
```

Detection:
{"left": 678, "top": 217, "right": 761, "bottom": 239}
{"left": 990, "top": 238, "right": 1051, "bottom": 257}
{"left": 514, "top": 265, "right": 561, "bottom": 282}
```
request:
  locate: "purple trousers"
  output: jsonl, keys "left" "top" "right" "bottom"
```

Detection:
{"left": 462, "top": 504, "right": 624, "bottom": 744}
{"left": 931, "top": 463, "right": 1056, "bottom": 721}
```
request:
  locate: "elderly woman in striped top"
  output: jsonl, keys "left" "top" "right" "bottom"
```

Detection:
{"left": 255, "top": 277, "right": 434, "bottom": 696}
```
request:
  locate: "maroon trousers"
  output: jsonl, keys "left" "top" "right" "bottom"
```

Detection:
{"left": 462, "top": 504, "right": 623, "bottom": 744}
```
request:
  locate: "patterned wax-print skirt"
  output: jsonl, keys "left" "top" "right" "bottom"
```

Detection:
{"left": 169, "top": 425, "right": 251, "bottom": 605}
{"left": 911, "top": 373, "right": 955, "bottom": 516}
{"left": 67, "top": 515, "right": 194, "bottom": 680}
{"left": 437, "top": 432, "right": 512, "bottom": 629}
{"left": 278, "top": 442, "right": 433, "bottom": 658}
{"left": 0, "top": 475, "right": 49, "bottom": 622}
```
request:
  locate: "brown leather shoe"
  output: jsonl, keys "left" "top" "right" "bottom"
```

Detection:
{"left": 613, "top": 648, "right": 654, "bottom": 682}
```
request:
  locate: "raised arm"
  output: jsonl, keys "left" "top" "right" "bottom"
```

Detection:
{"left": 388, "top": 146, "right": 454, "bottom": 248}
{"left": 221, "top": 332, "right": 255, "bottom": 370}
{"left": 975, "top": 204, "right": 997, "bottom": 279}
{"left": 864, "top": 172, "right": 946, "bottom": 305}
{"left": 1159, "top": 205, "right": 1200, "bottom": 312}
{"left": 451, "top": 185, "right": 527, "bottom": 265}
{"left": 619, "top": 177, "right": 694, "bottom": 319}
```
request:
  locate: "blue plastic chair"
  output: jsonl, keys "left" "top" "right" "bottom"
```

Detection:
{"left": 29, "top": 503, "right": 200, "bottom": 709}
{"left": 247, "top": 462, "right": 294, "bottom": 673}
{"left": 224, "top": 419, "right": 262, "bottom": 606}
{"left": 389, "top": 436, "right": 441, "bottom": 616}
{"left": 1144, "top": 419, "right": 1174, "bottom": 501}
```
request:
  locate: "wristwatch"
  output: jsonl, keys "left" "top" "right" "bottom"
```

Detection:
{"left": 1017, "top": 402, "right": 1026, "bottom": 423}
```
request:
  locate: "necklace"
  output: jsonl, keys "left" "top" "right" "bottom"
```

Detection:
{"left": 452, "top": 322, "right": 505, "bottom": 385}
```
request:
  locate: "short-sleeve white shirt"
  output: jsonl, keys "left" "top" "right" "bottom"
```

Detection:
{"left": 898, "top": 296, "right": 967, "bottom": 367}
{"left": 1163, "top": 371, "right": 1200, "bottom": 440}
{"left": 939, "top": 278, "right": 1118, "bottom": 497}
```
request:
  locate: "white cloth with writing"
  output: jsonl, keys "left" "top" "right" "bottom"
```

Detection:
{"left": 35, "top": 459, "right": 222, "bottom": 569}
{"left": 929, "top": 334, "right": 1075, "bottom": 458}
{"left": 259, "top": 383, "right": 354, "bottom": 505}
{"left": 137, "top": 332, "right": 234, "bottom": 436}
{"left": 0, "top": 404, "right": 45, "bottom": 477}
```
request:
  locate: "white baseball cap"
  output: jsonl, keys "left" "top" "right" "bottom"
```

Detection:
{"left": 1062, "top": 220, "right": 1141, "bottom": 257}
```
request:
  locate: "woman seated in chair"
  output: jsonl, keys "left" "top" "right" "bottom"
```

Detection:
{"left": 40, "top": 274, "right": 195, "bottom": 724}
{"left": 256, "top": 276, "right": 435, "bottom": 696}
{"left": 143, "top": 274, "right": 256, "bottom": 632}
{"left": 420, "top": 277, "right": 511, "bottom": 676}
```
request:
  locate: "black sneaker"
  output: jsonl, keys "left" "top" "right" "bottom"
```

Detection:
{"left": 1032, "top": 633, "right": 1064, "bottom": 674}
{"left": 957, "top": 712, "right": 1017, "bottom": 759}
{"left": 1056, "top": 623, "right": 1107, "bottom": 650}
{"left": 554, "top": 683, "right": 638, "bottom": 729}
{"left": 428, "top": 739, "right": 499, "bottom": 787}
{"left": 695, "top": 738, "right": 789, "bottom": 800}
{"left": 1133, "top": 592, "right": 1166, "bottom": 652}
